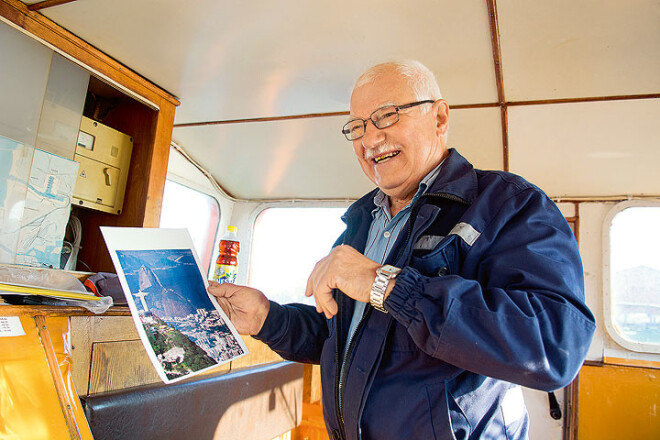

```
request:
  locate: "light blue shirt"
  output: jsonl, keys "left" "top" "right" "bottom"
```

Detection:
{"left": 342, "top": 160, "right": 445, "bottom": 362}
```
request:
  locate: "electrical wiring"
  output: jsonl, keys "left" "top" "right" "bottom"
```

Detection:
{"left": 63, "top": 214, "right": 82, "bottom": 271}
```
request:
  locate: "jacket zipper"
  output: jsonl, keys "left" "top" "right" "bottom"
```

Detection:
{"left": 336, "top": 305, "right": 372, "bottom": 439}
{"left": 334, "top": 191, "right": 468, "bottom": 439}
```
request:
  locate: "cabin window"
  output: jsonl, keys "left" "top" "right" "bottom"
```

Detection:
{"left": 159, "top": 179, "right": 220, "bottom": 273}
{"left": 604, "top": 201, "right": 660, "bottom": 353}
{"left": 248, "top": 207, "right": 347, "bottom": 305}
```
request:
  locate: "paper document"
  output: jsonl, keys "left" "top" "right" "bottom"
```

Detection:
{"left": 0, "top": 317, "right": 25, "bottom": 337}
{"left": 101, "top": 227, "right": 247, "bottom": 383}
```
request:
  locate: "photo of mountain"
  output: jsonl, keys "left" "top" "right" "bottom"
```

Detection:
{"left": 116, "top": 248, "right": 244, "bottom": 379}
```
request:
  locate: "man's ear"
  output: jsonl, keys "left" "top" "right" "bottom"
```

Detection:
{"left": 434, "top": 99, "right": 450, "bottom": 136}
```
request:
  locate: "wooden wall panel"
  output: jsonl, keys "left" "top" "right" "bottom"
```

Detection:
{"left": 73, "top": 99, "right": 174, "bottom": 272}
{"left": 88, "top": 340, "right": 160, "bottom": 394}
{"left": 71, "top": 315, "right": 144, "bottom": 394}
{"left": 230, "top": 336, "right": 283, "bottom": 370}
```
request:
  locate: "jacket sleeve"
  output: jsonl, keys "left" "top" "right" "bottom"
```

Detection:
{"left": 385, "top": 188, "right": 596, "bottom": 391}
{"left": 253, "top": 301, "right": 329, "bottom": 364}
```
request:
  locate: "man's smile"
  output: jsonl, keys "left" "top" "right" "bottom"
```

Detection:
{"left": 374, "top": 151, "right": 401, "bottom": 164}
{"left": 364, "top": 144, "right": 403, "bottom": 165}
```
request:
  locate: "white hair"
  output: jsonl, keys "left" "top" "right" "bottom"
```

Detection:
{"left": 353, "top": 60, "right": 443, "bottom": 113}
{"left": 353, "top": 60, "right": 448, "bottom": 141}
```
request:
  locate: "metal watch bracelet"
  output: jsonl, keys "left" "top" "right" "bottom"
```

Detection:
{"left": 370, "top": 265, "right": 401, "bottom": 313}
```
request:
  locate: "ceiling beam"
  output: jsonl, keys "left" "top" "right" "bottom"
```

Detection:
{"left": 485, "top": 0, "right": 509, "bottom": 171}
{"left": 486, "top": 0, "right": 509, "bottom": 171}
{"left": 27, "top": 0, "right": 78, "bottom": 11}
{"left": 486, "top": 0, "right": 505, "bottom": 106}
{"left": 174, "top": 111, "right": 349, "bottom": 128}
{"left": 174, "top": 91, "right": 660, "bottom": 128}
{"left": 507, "top": 93, "right": 660, "bottom": 107}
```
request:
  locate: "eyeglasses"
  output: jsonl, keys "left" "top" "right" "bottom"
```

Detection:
{"left": 341, "top": 100, "right": 435, "bottom": 141}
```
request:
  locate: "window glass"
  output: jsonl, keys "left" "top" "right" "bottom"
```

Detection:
{"left": 609, "top": 206, "right": 660, "bottom": 347}
{"left": 248, "top": 207, "right": 347, "bottom": 305}
{"left": 159, "top": 180, "right": 220, "bottom": 273}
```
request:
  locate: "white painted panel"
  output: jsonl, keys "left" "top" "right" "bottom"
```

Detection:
{"left": 579, "top": 202, "right": 615, "bottom": 361}
{"left": 41, "top": 0, "right": 497, "bottom": 123}
{"left": 556, "top": 202, "right": 575, "bottom": 218}
{"left": 167, "top": 146, "right": 221, "bottom": 195}
{"left": 499, "top": 0, "right": 660, "bottom": 101}
{"left": 173, "top": 116, "right": 374, "bottom": 200}
{"left": 36, "top": 53, "right": 90, "bottom": 159}
{"left": 0, "top": 20, "right": 52, "bottom": 146}
{"left": 449, "top": 107, "right": 503, "bottom": 171}
{"left": 508, "top": 99, "right": 660, "bottom": 198}
{"left": 522, "top": 388, "right": 563, "bottom": 440}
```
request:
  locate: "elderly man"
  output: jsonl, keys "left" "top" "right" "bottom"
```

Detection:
{"left": 209, "top": 60, "right": 595, "bottom": 440}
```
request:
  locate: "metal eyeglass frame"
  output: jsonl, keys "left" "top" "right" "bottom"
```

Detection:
{"left": 341, "top": 100, "right": 435, "bottom": 141}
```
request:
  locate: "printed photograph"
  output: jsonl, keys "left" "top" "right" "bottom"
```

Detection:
{"left": 116, "top": 248, "right": 244, "bottom": 380}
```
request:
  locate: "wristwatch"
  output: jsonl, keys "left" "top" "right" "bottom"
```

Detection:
{"left": 370, "top": 265, "right": 401, "bottom": 313}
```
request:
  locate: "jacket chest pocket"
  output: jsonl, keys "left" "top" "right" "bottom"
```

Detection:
{"left": 409, "top": 234, "right": 461, "bottom": 278}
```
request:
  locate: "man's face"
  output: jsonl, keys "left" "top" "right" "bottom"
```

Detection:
{"left": 349, "top": 72, "right": 449, "bottom": 205}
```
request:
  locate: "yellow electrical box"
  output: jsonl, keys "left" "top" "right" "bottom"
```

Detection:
{"left": 73, "top": 117, "right": 133, "bottom": 214}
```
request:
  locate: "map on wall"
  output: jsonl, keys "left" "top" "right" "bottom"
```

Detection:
{"left": 15, "top": 149, "right": 78, "bottom": 268}
{"left": 0, "top": 135, "right": 32, "bottom": 264}
{"left": 0, "top": 135, "right": 78, "bottom": 268}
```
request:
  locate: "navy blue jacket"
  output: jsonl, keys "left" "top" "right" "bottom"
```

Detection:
{"left": 256, "top": 149, "right": 596, "bottom": 440}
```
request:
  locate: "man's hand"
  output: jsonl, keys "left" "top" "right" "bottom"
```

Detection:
{"left": 207, "top": 281, "right": 270, "bottom": 335}
{"left": 305, "top": 245, "right": 381, "bottom": 319}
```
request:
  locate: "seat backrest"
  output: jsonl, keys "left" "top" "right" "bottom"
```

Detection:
{"left": 82, "top": 361, "right": 304, "bottom": 440}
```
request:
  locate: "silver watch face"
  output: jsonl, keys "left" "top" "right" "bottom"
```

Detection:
{"left": 379, "top": 265, "right": 401, "bottom": 277}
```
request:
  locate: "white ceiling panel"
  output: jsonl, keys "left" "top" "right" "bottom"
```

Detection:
{"left": 448, "top": 106, "right": 504, "bottom": 171}
{"left": 172, "top": 105, "right": 504, "bottom": 200}
{"left": 37, "top": 0, "right": 497, "bottom": 123}
{"left": 508, "top": 99, "right": 660, "bottom": 198}
{"left": 499, "top": 0, "right": 660, "bottom": 101}
{"left": 172, "top": 116, "right": 374, "bottom": 200}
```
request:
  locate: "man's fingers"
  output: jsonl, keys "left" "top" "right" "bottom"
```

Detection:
{"left": 207, "top": 282, "right": 237, "bottom": 298}
{"left": 305, "top": 272, "right": 315, "bottom": 298}
{"left": 321, "top": 300, "right": 337, "bottom": 319}
{"left": 316, "top": 292, "right": 338, "bottom": 318}
{"left": 214, "top": 297, "right": 233, "bottom": 320}
{"left": 329, "top": 298, "right": 338, "bottom": 315}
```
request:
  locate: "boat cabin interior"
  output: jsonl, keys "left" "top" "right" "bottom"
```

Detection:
{"left": 0, "top": 0, "right": 659, "bottom": 439}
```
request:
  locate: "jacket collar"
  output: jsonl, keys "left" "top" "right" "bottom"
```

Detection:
{"left": 426, "top": 148, "right": 478, "bottom": 203}
{"left": 342, "top": 148, "right": 478, "bottom": 225}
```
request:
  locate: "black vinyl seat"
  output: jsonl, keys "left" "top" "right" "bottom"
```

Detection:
{"left": 81, "top": 361, "right": 304, "bottom": 440}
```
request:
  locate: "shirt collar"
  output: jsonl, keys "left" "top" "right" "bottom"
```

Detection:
{"left": 371, "top": 159, "right": 445, "bottom": 218}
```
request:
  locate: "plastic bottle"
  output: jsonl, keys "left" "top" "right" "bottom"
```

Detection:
{"left": 213, "top": 225, "right": 240, "bottom": 284}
